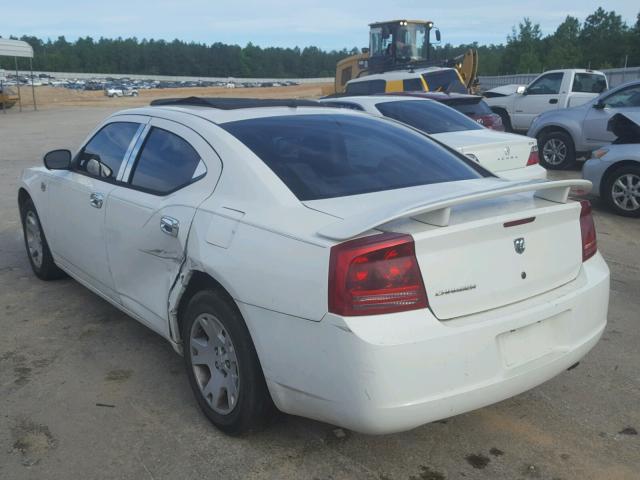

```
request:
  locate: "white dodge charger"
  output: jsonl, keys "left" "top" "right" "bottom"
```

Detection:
{"left": 320, "top": 95, "right": 547, "bottom": 181}
{"left": 18, "top": 98, "right": 609, "bottom": 435}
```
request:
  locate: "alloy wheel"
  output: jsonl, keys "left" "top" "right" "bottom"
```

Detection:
{"left": 542, "top": 138, "right": 567, "bottom": 166}
{"left": 190, "top": 313, "right": 240, "bottom": 415}
{"left": 25, "top": 211, "right": 44, "bottom": 268}
{"left": 611, "top": 173, "right": 640, "bottom": 212}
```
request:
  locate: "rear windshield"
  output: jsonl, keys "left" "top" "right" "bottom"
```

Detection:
{"left": 444, "top": 98, "right": 493, "bottom": 116}
{"left": 422, "top": 70, "right": 467, "bottom": 94}
{"left": 222, "top": 114, "right": 485, "bottom": 201}
{"left": 572, "top": 73, "right": 607, "bottom": 94}
{"left": 376, "top": 100, "right": 484, "bottom": 134}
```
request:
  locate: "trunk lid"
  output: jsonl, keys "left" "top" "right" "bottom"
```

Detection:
{"left": 408, "top": 200, "right": 582, "bottom": 319}
{"left": 307, "top": 178, "right": 586, "bottom": 320}
{"left": 431, "top": 130, "right": 536, "bottom": 173}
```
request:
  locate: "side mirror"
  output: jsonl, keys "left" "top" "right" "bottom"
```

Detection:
{"left": 516, "top": 86, "right": 527, "bottom": 95}
{"left": 43, "top": 149, "right": 71, "bottom": 170}
{"left": 435, "top": 29, "right": 441, "bottom": 42}
{"left": 593, "top": 101, "right": 605, "bottom": 110}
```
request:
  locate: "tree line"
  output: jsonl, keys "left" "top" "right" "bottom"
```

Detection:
{"left": 1, "top": 7, "right": 638, "bottom": 78}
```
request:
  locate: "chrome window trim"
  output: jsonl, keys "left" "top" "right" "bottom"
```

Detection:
{"left": 119, "top": 122, "right": 152, "bottom": 183}
{"left": 115, "top": 122, "right": 147, "bottom": 181}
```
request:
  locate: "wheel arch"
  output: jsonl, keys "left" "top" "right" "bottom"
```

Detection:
{"left": 535, "top": 125, "right": 575, "bottom": 144}
{"left": 18, "top": 187, "right": 32, "bottom": 214}
{"left": 170, "top": 268, "right": 242, "bottom": 351}
{"left": 600, "top": 160, "right": 640, "bottom": 197}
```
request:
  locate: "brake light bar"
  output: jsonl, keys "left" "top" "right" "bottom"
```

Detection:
{"left": 579, "top": 200, "right": 597, "bottom": 261}
{"left": 328, "top": 233, "right": 428, "bottom": 316}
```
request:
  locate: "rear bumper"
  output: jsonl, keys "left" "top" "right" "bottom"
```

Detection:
{"left": 499, "top": 164, "right": 547, "bottom": 181}
{"left": 240, "top": 253, "right": 609, "bottom": 434}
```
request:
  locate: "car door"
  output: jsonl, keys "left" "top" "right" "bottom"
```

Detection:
{"left": 46, "top": 118, "right": 145, "bottom": 299}
{"left": 511, "top": 72, "right": 564, "bottom": 131}
{"left": 104, "top": 118, "right": 222, "bottom": 336}
{"left": 582, "top": 83, "right": 640, "bottom": 146}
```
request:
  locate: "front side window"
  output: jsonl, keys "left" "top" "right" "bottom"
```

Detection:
{"left": 572, "top": 73, "right": 607, "bottom": 93}
{"left": 527, "top": 73, "right": 563, "bottom": 95}
{"left": 221, "top": 114, "right": 485, "bottom": 201}
{"left": 376, "top": 100, "right": 484, "bottom": 134}
{"left": 130, "top": 127, "right": 204, "bottom": 194}
{"left": 76, "top": 122, "right": 140, "bottom": 180}
{"left": 603, "top": 85, "right": 640, "bottom": 108}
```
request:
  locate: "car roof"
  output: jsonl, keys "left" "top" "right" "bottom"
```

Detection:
{"left": 116, "top": 98, "right": 366, "bottom": 124}
{"left": 320, "top": 95, "right": 430, "bottom": 108}
{"left": 346, "top": 67, "right": 456, "bottom": 83}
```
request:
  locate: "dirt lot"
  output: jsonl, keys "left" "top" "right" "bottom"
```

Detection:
{"left": 3, "top": 83, "right": 333, "bottom": 110}
{"left": 1, "top": 107, "right": 639, "bottom": 480}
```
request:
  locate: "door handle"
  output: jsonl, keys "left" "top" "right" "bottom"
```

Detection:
{"left": 549, "top": 98, "right": 558, "bottom": 104}
{"left": 160, "top": 216, "right": 179, "bottom": 237}
{"left": 89, "top": 192, "right": 104, "bottom": 209}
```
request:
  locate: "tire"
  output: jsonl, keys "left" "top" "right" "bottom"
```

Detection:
{"left": 20, "top": 199, "right": 66, "bottom": 280}
{"left": 182, "top": 289, "right": 274, "bottom": 435}
{"left": 538, "top": 130, "right": 576, "bottom": 169}
{"left": 495, "top": 110, "right": 513, "bottom": 132}
{"left": 603, "top": 165, "right": 640, "bottom": 217}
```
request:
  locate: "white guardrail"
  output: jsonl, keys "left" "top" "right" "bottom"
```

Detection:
{"left": 479, "top": 67, "right": 640, "bottom": 91}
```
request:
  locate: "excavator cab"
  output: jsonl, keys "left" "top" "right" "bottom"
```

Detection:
{"left": 368, "top": 20, "right": 439, "bottom": 74}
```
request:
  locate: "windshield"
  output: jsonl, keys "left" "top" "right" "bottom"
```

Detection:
{"left": 376, "top": 100, "right": 484, "bottom": 134}
{"left": 222, "top": 114, "right": 484, "bottom": 201}
{"left": 369, "top": 23, "right": 427, "bottom": 61}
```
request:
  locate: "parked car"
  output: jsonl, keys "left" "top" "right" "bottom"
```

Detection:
{"left": 383, "top": 91, "right": 504, "bottom": 131}
{"left": 484, "top": 69, "right": 608, "bottom": 133}
{"left": 105, "top": 86, "right": 139, "bottom": 97}
{"left": 320, "top": 95, "right": 545, "bottom": 180}
{"left": 18, "top": 98, "right": 609, "bottom": 435}
{"left": 583, "top": 112, "right": 640, "bottom": 217}
{"left": 528, "top": 80, "right": 640, "bottom": 169}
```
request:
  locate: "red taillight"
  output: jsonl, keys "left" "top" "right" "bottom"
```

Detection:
{"left": 579, "top": 200, "right": 597, "bottom": 261}
{"left": 526, "top": 146, "right": 539, "bottom": 166}
{"left": 328, "top": 232, "right": 428, "bottom": 316}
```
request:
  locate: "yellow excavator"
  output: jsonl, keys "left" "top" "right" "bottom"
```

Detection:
{"left": 334, "top": 20, "right": 478, "bottom": 95}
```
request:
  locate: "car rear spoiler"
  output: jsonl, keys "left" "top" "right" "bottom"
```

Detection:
{"left": 317, "top": 179, "right": 592, "bottom": 241}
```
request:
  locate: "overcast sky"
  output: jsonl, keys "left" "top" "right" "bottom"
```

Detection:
{"left": 3, "top": 1, "right": 638, "bottom": 50}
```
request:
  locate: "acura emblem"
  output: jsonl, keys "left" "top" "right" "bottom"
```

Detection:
{"left": 514, "top": 237, "right": 525, "bottom": 254}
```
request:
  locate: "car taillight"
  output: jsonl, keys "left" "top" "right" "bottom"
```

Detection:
{"left": 579, "top": 200, "right": 597, "bottom": 261}
{"left": 526, "top": 146, "right": 539, "bottom": 166}
{"left": 328, "top": 232, "right": 428, "bottom": 316}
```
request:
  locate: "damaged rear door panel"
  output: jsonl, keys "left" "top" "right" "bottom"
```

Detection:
{"left": 104, "top": 117, "right": 222, "bottom": 337}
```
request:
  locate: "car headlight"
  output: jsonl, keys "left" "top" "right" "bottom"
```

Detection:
{"left": 593, "top": 148, "right": 609, "bottom": 159}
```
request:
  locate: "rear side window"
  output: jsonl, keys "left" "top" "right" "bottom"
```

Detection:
{"left": 345, "top": 80, "right": 385, "bottom": 95}
{"left": 403, "top": 78, "right": 424, "bottom": 92}
{"left": 76, "top": 122, "right": 140, "bottom": 180}
{"left": 130, "top": 127, "right": 204, "bottom": 194}
{"left": 222, "top": 114, "right": 485, "bottom": 201}
{"left": 572, "top": 73, "right": 607, "bottom": 93}
{"left": 376, "top": 100, "right": 483, "bottom": 134}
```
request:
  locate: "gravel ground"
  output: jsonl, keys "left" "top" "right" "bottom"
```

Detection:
{"left": 1, "top": 107, "right": 639, "bottom": 480}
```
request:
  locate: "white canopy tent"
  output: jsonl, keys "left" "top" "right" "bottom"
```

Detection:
{"left": 0, "top": 39, "right": 36, "bottom": 112}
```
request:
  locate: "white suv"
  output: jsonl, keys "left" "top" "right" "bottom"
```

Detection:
{"left": 18, "top": 98, "right": 609, "bottom": 435}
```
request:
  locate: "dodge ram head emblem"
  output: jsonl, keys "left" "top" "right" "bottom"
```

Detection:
{"left": 514, "top": 237, "right": 525, "bottom": 254}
